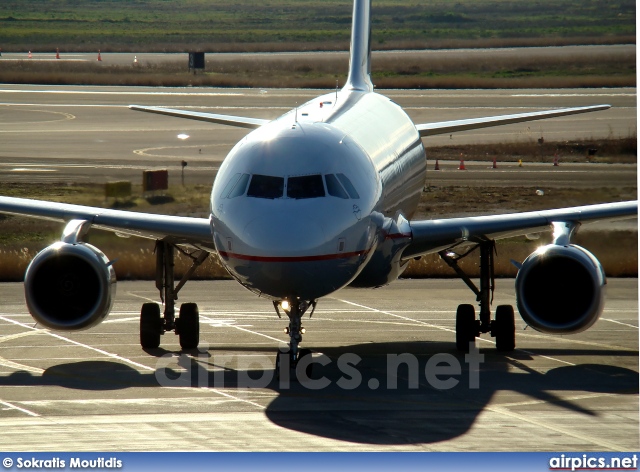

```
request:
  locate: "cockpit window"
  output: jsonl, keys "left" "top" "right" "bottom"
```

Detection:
{"left": 247, "top": 174, "right": 284, "bottom": 199}
{"left": 220, "top": 173, "right": 241, "bottom": 199}
{"left": 227, "top": 173, "right": 250, "bottom": 198}
{"left": 324, "top": 174, "right": 349, "bottom": 199}
{"left": 287, "top": 175, "right": 325, "bottom": 199}
{"left": 336, "top": 173, "right": 360, "bottom": 199}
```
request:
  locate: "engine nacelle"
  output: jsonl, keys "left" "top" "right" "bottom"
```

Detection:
{"left": 515, "top": 243, "right": 605, "bottom": 334}
{"left": 24, "top": 242, "right": 116, "bottom": 330}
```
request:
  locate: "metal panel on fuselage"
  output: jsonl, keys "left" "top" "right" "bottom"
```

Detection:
{"left": 324, "top": 90, "right": 427, "bottom": 219}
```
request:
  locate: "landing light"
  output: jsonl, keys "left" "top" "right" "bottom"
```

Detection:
{"left": 280, "top": 300, "right": 290, "bottom": 311}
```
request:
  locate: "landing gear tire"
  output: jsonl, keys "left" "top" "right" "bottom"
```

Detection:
{"left": 177, "top": 302, "right": 199, "bottom": 350}
{"left": 275, "top": 349, "right": 313, "bottom": 382}
{"left": 140, "top": 303, "right": 162, "bottom": 349}
{"left": 297, "top": 348, "right": 313, "bottom": 380}
{"left": 275, "top": 350, "right": 290, "bottom": 382}
{"left": 493, "top": 305, "right": 516, "bottom": 352}
{"left": 456, "top": 304, "right": 477, "bottom": 352}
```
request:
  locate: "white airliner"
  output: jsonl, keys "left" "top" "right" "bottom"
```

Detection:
{"left": 0, "top": 0, "right": 636, "bottom": 376}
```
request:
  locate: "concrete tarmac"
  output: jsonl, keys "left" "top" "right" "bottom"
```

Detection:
{"left": 0, "top": 279, "right": 637, "bottom": 451}
{"left": 0, "top": 84, "right": 636, "bottom": 186}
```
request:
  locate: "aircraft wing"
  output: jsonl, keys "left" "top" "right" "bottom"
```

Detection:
{"left": 415, "top": 105, "right": 610, "bottom": 137}
{"left": 402, "top": 201, "right": 638, "bottom": 259}
{"left": 129, "top": 105, "right": 269, "bottom": 129}
{"left": 0, "top": 197, "right": 214, "bottom": 249}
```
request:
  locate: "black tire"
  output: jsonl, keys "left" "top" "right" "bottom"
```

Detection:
{"left": 494, "top": 305, "right": 516, "bottom": 352}
{"left": 177, "top": 303, "right": 199, "bottom": 350}
{"left": 140, "top": 303, "right": 162, "bottom": 349}
{"left": 456, "top": 304, "right": 477, "bottom": 352}
{"left": 296, "top": 348, "right": 313, "bottom": 380}
{"left": 275, "top": 350, "right": 290, "bottom": 381}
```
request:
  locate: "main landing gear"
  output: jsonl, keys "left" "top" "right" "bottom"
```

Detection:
{"left": 139, "top": 240, "right": 209, "bottom": 350}
{"left": 273, "top": 299, "right": 317, "bottom": 380}
{"left": 440, "top": 240, "right": 516, "bottom": 353}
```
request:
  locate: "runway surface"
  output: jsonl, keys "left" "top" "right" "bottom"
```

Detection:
{"left": 0, "top": 279, "right": 637, "bottom": 451}
{"left": 0, "top": 84, "right": 636, "bottom": 186}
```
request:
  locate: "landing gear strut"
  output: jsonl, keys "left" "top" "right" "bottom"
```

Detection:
{"left": 273, "top": 299, "right": 316, "bottom": 380}
{"left": 139, "top": 240, "right": 209, "bottom": 350}
{"left": 440, "top": 240, "right": 516, "bottom": 352}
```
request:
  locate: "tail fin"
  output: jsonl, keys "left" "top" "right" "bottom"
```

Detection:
{"left": 344, "top": 0, "right": 373, "bottom": 92}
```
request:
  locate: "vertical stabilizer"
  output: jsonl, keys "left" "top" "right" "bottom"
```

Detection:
{"left": 344, "top": 0, "right": 373, "bottom": 92}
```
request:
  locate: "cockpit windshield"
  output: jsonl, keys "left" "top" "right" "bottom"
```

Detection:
{"left": 287, "top": 175, "right": 325, "bottom": 199}
{"left": 247, "top": 174, "right": 284, "bottom": 199}
{"left": 223, "top": 172, "right": 359, "bottom": 201}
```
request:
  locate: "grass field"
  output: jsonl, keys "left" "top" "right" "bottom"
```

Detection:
{"left": 1, "top": 46, "right": 635, "bottom": 89}
{"left": 0, "top": 0, "right": 635, "bottom": 53}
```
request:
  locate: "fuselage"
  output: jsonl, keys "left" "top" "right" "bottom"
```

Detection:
{"left": 210, "top": 88, "right": 426, "bottom": 300}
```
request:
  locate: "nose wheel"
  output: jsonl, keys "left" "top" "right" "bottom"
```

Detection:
{"left": 274, "top": 299, "right": 316, "bottom": 380}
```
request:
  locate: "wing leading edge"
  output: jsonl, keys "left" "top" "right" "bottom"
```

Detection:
{"left": 0, "top": 196, "right": 213, "bottom": 248}
{"left": 403, "top": 201, "right": 638, "bottom": 260}
{"left": 129, "top": 105, "right": 269, "bottom": 129}
{"left": 416, "top": 105, "right": 610, "bottom": 137}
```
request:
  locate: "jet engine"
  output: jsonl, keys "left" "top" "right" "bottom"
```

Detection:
{"left": 515, "top": 243, "right": 605, "bottom": 334}
{"left": 24, "top": 241, "right": 116, "bottom": 330}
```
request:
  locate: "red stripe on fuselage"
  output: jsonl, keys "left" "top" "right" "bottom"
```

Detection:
{"left": 218, "top": 250, "right": 368, "bottom": 263}
{"left": 383, "top": 232, "right": 412, "bottom": 240}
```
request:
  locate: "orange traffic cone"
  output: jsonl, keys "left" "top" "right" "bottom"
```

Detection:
{"left": 28, "top": 50, "right": 32, "bottom": 59}
{"left": 434, "top": 160, "right": 440, "bottom": 170}
{"left": 492, "top": 157, "right": 497, "bottom": 169}
{"left": 518, "top": 159, "right": 523, "bottom": 167}
{"left": 97, "top": 50, "right": 102, "bottom": 61}
{"left": 56, "top": 48, "right": 60, "bottom": 59}
{"left": 458, "top": 160, "right": 466, "bottom": 170}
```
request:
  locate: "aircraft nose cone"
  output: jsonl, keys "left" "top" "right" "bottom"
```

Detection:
{"left": 242, "top": 214, "right": 326, "bottom": 254}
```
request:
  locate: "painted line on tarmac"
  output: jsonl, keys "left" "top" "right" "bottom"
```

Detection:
{"left": 484, "top": 403, "right": 621, "bottom": 451}
{"left": 127, "top": 291, "right": 285, "bottom": 345}
{"left": 0, "top": 356, "right": 44, "bottom": 375}
{"left": 0, "top": 399, "right": 40, "bottom": 417}
{"left": 335, "top": 298, "right": 577, "bottom": 367}
{"left": 0, "top": 314, "right": 266, "bottom": 410}
{"left": 0, "top": 315, "right": 156, "bottom": 372}
{"left": 333, "top": 303, "right": 625, "bottom": 449}
{"left": 0, "top": 102, "right": 286, "bottom": 112}
{"left": 602, "top": 318, "right": 638, "bottom": 329}
{"left": 0, "top": 89, "right": 245, "bottom": 97}
{"left": 201, "top": 314, "right": 286, "bottom": 345}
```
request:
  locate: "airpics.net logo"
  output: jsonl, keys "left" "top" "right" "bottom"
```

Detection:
{"left": 549, "top": 454, "right": 638, "bottom": 471}
{"left": 153, "top": 343, "right": 485, "bottom": 391}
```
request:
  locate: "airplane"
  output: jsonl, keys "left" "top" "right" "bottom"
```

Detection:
{"left": 0, "top": 0, "right": 636, "bottom": 378}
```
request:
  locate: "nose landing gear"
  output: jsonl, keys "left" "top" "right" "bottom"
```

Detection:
{"left": 274, "top": 299, "right": 316, "bottom": 380}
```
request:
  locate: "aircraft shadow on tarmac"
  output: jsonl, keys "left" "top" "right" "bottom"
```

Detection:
{"left": 1, "top": 341, "right": 637, "bottom": 445}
